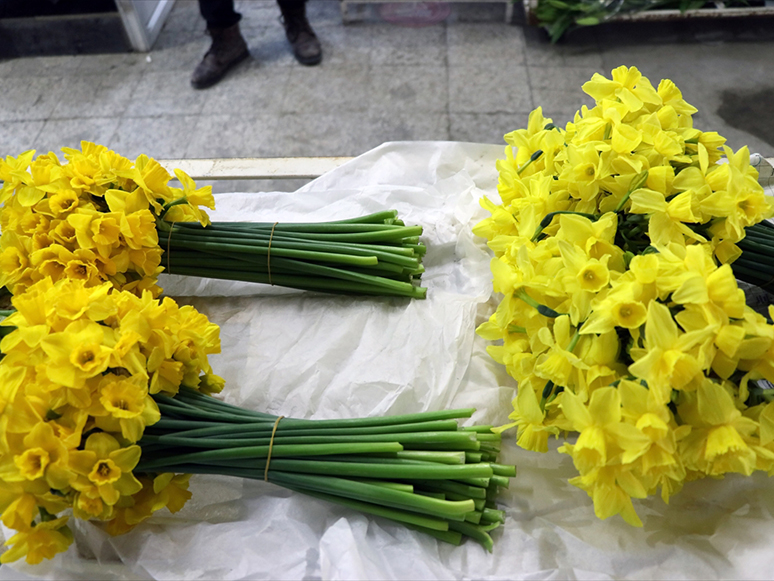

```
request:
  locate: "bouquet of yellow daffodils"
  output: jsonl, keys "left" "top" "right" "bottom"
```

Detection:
{"left": 474, "top": 65, "right": 774, "bottom": 526}
{"left": 0, "top": 143, "right": 427, "bottom": 300}
{"left": 0, "top": 277, "right": 219, "bottom": 563}
{"left": 0, "top": 277, "right": 513, "bottom": 565}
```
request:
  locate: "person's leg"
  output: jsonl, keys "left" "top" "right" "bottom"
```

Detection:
{"left": 192, "top": 0, "right": 249, "bottom": 89}
{"left": 199, "top": 0, "right": 242, "bottom": 28}
{"left": 277, "top": 0, "right": 322, "bottom": 66}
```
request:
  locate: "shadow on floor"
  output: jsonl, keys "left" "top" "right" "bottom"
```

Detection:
{"left": 718, "top": 87, "right": 774, "bottom": 149}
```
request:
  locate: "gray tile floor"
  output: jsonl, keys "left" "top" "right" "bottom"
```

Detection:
{"left": 1, "top": 1, "right": 773, "bottom": 193}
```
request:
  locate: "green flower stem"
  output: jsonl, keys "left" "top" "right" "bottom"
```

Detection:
{"left": 167, "top": 230, "right": 422, "bottom": 268}
{"left": 481, "top": 508, "right": 506, "bottom": 524}
{"left": 173, "top": 223, "right": 423, "bottom": 244}
{"left": 216, "top": 222, "right": 416, "bottom": 234}
{"left": 734, "top": 256, "right": 774, "bottom": 273}
{"left": 444, "top": 492, "right": 485, "bottom": 511}
{"left": 517, "top": 150, "right": 544, "bottom": 175}
{"left": 394, "top": 451, "right": 466, "bottom": 464}
{"left": 136, "top": 442, "right": 405, "bottom": 471}
{"left": 267, "top": 471, "right": 476, "bottom": 520}
{"left": 134, "top": 387, "right": 515, "bottom": 549}
{"left": 161, "top": 399, "right": 271, "bottom": 422}
{"left": 165, "top": 419, "right": 462, "bottom": 440}
{"left": 171, "top": 420, "right": 462, "bottom": 440}
{"left": 478, "top": 443, "right": 501, "bottom": 454}
{"left": 488, "top": 475, "right": 510, "bottom": 489}
{"left": 489, "top": 463, "right": 517, "bottom": 477}
{"left": 731, "top": 263, "right": 774, "bottom": 285}
{"left": 456, "top": 477, "right": 491, "bottom": 488}
{"left": 165, "top": 237, "right": 377, "bottom": 267}
{"left": 409, "top": 480, "right": 488, "bottom": 499}
{"left": 165, "top": 265, "right": 427, "bottom": 299}
{"left": 141, "top": 431, "right": 479, "bottom": 450}
{"left": 170, "top": 252, "right": 420, "bottom": 292}
{"left": 143, "top": 457, "right": 493, "bottom": 480}
{"left": 155, "top": 403, "right": 259, "bottom": 423}
{"left": 164, "top": 218, "right": 418, "bottom": 234}
{"left": 327, "top": 210, "right": 400, "bottom": 224}
{"left": 166, "top": 244, "right": 418, "bottom": 276}
{"left": 167, "top": 250, "right": 415, "bottom": 280}
{"left": 158, "top": 197, "right": 190, "bottom": 220}
{"left": 516, "top": 289, "right": 562, "bottom": 318}
{"left": 281, "top": 485, "right": 453, "bottom": 532}
{"left": 170, "top": 227, "right": 422, "bottom": 259}
{"left": 348, "top": 479, "right": 414, "bottom": 492}
{"left": 447, "top": 521, "right": 494, "bottom": 553}
{"left": 740, "top": 233, "right": 774, "bottom": 250}
{"left": 737, "top": 251, "right": 774, "bottom": 271}
{"left": 744, "top": 227, "right": 774, "bottom": 242}
{"left": 408, "top": 523, "right": 465, "bottom": 545}
{"left": 158, "top": 394, "right": 476, "bottom": 428}
{"left": 614, "top": 170, "right": 649, "bottom": 213}
{"left": 461, "top": 425, "right": 495, "bottom": 433}
{"left": 139, "top": 392, "right": 513, "bottom": 550}
{"left": 531, "top": 211, "right": 599, "bottom": 242}
{"left": 157, "top": 464, "right": 464, "bottom": 532}
{"left": 156, "top": 212, "right": 426, "bottom": 298}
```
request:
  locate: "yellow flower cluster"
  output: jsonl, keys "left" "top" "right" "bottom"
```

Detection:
{"left": 0, "top": 142, "right": 215, "bottom": 298}
{"left": 475, "top": 66, "right": 774, "bottom": 526}
{"left": 0, "top": 277, "right": 223, "bottom": 564}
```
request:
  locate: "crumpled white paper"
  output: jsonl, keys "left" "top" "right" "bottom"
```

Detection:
{"left": 4, "top": 143, "right": 774, "bottom": 580}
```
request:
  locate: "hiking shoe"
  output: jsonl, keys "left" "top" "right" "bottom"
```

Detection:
{"left": 191, "top": 23, "right": 250, "bottom": 89}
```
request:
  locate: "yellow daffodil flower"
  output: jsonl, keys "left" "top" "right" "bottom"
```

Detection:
{"left": 40, "top": 319, "right": 112, "bottom": 389}
{"left": 11, "top": 422, "right": 74, "bottom": 490}
{"left": 69, "top": 433, "right": 142, "bottom": 506}
{"left": 0, "top": 515, "right": 73, "bottom": 565}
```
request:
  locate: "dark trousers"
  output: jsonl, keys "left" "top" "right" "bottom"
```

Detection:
{"left": 199, "top": 0, "right": 307, "bottom": 29}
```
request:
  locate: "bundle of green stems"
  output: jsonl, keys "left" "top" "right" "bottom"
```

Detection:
{"left": 734, "top": 220, "right": 774, "bottom": 293}
{"left": 137, "top": 387, "right": 515, "bottom": 551}
{"left": 157, "top": 210, "right": 427, "bottom": 299}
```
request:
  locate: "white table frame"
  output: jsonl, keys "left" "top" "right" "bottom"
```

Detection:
{"left": 158, "top": 157, "right": 355, "bottom": 182}
{"left": 159, "top": 156, "right": 774, "bottom": 184}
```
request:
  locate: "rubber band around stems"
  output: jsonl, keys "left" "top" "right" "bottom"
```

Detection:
{"left": 166, "top": 221, "right": 177, "bottom": 273}
{"left": 268, "top": 222, "right": 278, "bottom": 285}
{"left": 265, "top": 416, "right": 284, "bottom": 481}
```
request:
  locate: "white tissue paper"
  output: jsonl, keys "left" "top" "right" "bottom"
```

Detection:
{"left": 3, "top": 143, "right": 774, "bottom": 580}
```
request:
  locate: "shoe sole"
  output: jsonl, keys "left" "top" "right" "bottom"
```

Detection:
{"left": 191, "top": 50, "right": 250, "bottom": 90}
{"left": 297, "top": 55, "right": 322, "bottom": 66}
{"left": 294, "top": 51, "right": 322, "bottom": 66}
